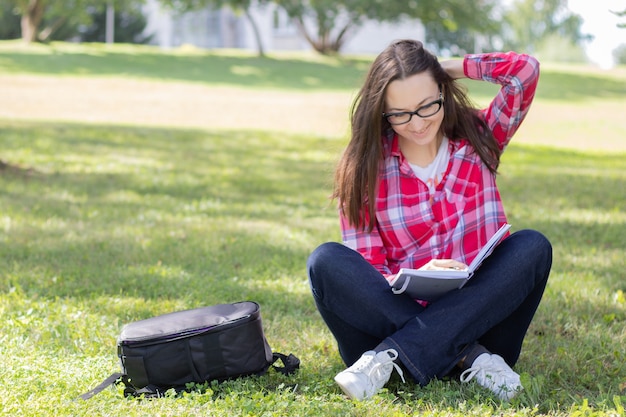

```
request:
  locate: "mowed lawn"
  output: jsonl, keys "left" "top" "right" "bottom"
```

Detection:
{"left": 0, "top": 41, "right": 625, "bottom": 417}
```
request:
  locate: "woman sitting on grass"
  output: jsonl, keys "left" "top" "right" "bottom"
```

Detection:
{"left": 307, "top": 40, "right": 552, "bottom": 401}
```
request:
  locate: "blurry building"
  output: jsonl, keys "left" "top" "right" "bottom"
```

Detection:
{"left": 142, "top": 0, "right": 425, "bottom": 55}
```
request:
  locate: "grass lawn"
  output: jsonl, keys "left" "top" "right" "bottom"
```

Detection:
{"left": 0, "top": 41, "right": 625, "bottom": 416}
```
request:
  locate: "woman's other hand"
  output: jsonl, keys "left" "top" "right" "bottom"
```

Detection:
{"left": 420, "top": 258, "right": 468, "bottom": 271}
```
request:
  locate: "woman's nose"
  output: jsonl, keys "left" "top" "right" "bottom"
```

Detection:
{"left": 408, "top": 115, "right": 426, "bottom": 128}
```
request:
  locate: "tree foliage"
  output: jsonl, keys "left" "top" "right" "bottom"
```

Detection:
{"left": 274, "top": 0, "right": 500, "bottom": 55}
{"left": 8, "top": 0, "right": 92, "bottom": 42}
{"left": 614, "top": 45, "right": 626, "bottom": 64}
{"left": 77, "top": 8, "right": 152, "bottom": 44}
{"left": 612, "top": 8, "right": 625, "bottom": 28}
{"left": 5, "top": 0, "right": 145, "bottom": 43}
{"left": 0, "top": 3, "right": 22, "bottom": 39}
{"left": 2, "top": 0, "right": 597, "bottom": 59}
{"left": 80, "top": 0, "right": 503, "bottom": 56}
{"left": 157, "top": 0, "right": 270, "bottom": 56}
{"left": 274, "top": 0, "right": 362, "bottom": 54}
{"left": 421, "top": 0, "right": 500, "bottom": 54}
{"left": 500, "top": 0, "right": 590, "bottom": 53}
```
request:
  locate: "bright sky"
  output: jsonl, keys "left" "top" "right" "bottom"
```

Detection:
{"left": 567, "top": 0, "right": 625, "bottom": 68}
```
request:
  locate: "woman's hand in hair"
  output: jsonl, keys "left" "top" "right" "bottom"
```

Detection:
{"left": 440, "top": 59, "right": 466, "bottom": 80}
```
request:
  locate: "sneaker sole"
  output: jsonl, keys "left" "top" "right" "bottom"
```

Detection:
{"left": 334, "top": 375, "right": 366, "bottom": 400}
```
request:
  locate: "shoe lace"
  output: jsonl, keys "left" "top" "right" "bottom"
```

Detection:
{"left": 354, "top": 349, "right": 406, "bottom": 384}
{"left": 459, "top": 356, "right": 517, "bottom": 393}
{"left": 459, "top": 365, "right": 488, "bottom": 384}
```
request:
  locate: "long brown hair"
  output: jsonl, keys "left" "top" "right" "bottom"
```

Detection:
{"left": 333, "top": 39, "right": 501, "bottom": 232}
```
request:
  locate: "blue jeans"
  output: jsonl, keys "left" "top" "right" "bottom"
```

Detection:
{"left": 307, "top": 229, "right": 552, "bottom": 385}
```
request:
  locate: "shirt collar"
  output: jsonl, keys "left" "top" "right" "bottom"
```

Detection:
{"left": 386, "top": 130, "right": 459, "bottom": 159}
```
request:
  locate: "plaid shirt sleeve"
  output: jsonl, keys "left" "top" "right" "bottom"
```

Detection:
{"left": 464, "top": 52, "right": 540, "bottom": 150}
{"left": 341, "top": 210, "right": 393, "bottom": 276}
{"left": 341, "top": 52, "right": 540, "bottom": 277}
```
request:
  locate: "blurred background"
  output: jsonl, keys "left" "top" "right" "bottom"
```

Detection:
{"left": 1, "top": 0, "right": 624, "bottom": 67}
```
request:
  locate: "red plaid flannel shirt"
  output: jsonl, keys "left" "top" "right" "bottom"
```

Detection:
{"left": 340, "top": 52, "right": 540, "bottom": 277}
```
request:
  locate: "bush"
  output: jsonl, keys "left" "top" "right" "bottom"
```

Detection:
{"left": 0, "top": 3, "right": 21, "bottom": 40}
{"left": 0, "top": 5, "right": 151, "bottom": 44}
{"left": 75, "top": 8, "right": 152, "bottom": 44}
{"left": 535, "top": 33, "right": 588, "bottom": 63}
{"left": 613, "top": 43, "right": 626, "bottom": 65}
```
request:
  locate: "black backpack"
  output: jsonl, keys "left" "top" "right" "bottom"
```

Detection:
{"left": 80, "top": 301, "right": 300, "bottom": 399}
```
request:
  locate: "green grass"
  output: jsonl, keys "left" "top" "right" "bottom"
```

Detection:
{"left": 1, "top": 40, "right": 624, "bottom": 99}
{"left": 1, "top": 42, "right": 625, "bottom": 416}
{"left": 0, "top": 40, "right": 371, "bottom": 91}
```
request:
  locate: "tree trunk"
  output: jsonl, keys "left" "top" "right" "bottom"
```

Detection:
{"left": 105, "top": 2, "right": 115, "bottom": 44}
{"left": 293, "top": 18, "right": 324, "bottom": 53}
{"left": 244, "top": 8, "right": 265, "bottom": 57}
{"left": 20, "top": 0, "right": 46, "bottom": 43}
{"left": 293, "top": 16, "right": 348, "bottom": 55}
{"left": 38, "top": 16, "right": 66, "bottom": 42}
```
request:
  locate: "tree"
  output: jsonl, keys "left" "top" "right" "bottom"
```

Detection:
{"left": 612, "top": 8, "right": 626, "bottom": 65}
{"left": 613, "top": 43, "right": 626, "bottom": 64}
{"left": 612, "top": 8, "right": 625, "bottom": 29}
{"left": 275, "top": 0, "right": 500, "bottom": 55}
{"left": 8, "top": 0, "right": 86, "bottom": 42}
{"left": 0, "top": 3, "right": 22, "bottom": 39}
{"left": 6, "top": 0, "right": 143, "bottom": 43}
{"left": 19, "top": 0, "right": 45, "bottom": 42}
{"left": 500, "top": 0, "right": 591, "bottom": 53}
{"left": 77, "top": 7, "right": 152, "bottom": 44}
{"left": 420, "top": 0, "right": 500, "bottom": 54}
{"left": 158, "top": 0, "right": 270, "bottom": 56}
{"left": 273, "top": 0, "right": 363, "bottom": 54}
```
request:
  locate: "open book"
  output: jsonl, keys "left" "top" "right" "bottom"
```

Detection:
{"left": 389, "top": 223, "right": 511, "bottom": 301}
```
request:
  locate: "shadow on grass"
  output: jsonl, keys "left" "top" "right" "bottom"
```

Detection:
{"left": 0, "top": 121, "right": 623, "bottom": 310}
{"left": 0, "top": 43, "right": 368, "bottom": 91}
{"left": 521, "top": 291, "right": 626, "bottom": 408}
{"left": 1, "top": 42, "right": 624, "bottom": 100}
{"left": 498, "top": 144, "right": 625, "bottom": 295}
{"left": 0, "top": 158, "right": 41, "bottom": 177}
{"left": 0, "top": 121, "right": 339, "bottom": 325}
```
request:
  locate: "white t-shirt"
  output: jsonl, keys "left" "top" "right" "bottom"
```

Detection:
{"left": 409, "top": 137, "right": 449, "bottom": 197}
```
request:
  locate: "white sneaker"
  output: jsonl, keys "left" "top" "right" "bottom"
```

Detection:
{"left": 460, "top": 353, "right": 523, "bottom": 400}
{"left": 334, "top": 349, "right": 405, "bottom": 400}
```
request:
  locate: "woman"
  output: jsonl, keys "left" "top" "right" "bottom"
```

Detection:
{"left": 307, "top": 40, "right": 552, "bottom": 401}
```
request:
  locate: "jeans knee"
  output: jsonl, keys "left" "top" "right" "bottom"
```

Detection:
{"left": 519, "top": 229, "right": 552, "bottom": 256}
{"left": 513, "top": 229, "right": 553, "bottom": 276}
{"left": 307, "top": 242, "right": 345, "bottom": 293}
{"left": 307, "top": 242, "right": 344, "bottom": 274}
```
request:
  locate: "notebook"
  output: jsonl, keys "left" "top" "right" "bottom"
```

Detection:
{"left": 389, "top": 223, "right": 511, "bottom": 301}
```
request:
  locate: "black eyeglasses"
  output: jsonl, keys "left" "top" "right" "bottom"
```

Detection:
{"left": 382, "top": 88, "right": 444, "bottom": 125}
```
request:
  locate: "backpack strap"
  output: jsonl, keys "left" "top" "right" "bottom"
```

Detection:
{"left": 79, "top": 354, "right": 300, "bottom": 400}
{"left": 123, "top": 383, "right": 169, "bottom": 398}
{"left": 79, "top": 372, "right": 124, "bottom": 400}
{"left": 271, "top": 353, "right": 300, "bottom": 376}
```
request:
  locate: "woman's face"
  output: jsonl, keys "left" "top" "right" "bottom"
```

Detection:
{"left": 383, "top": 72, "right": 444, "bottom": 148}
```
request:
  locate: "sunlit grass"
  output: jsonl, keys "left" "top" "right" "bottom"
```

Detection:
{"left": 0, "top": 43, "right": 625, "bottom": 416}
{"left": 1, "top": 118, "right": 624, "bottom": 416}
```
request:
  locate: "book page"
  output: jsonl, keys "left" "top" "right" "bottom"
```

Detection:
{"left": 467, "top": 223, "right": 511, "bottom": 273}
{"left": 390, "top": 223, "right": 511, "bottom": 299}
{"left": 391, "top": 273, "right": 467, "bottom": 301}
